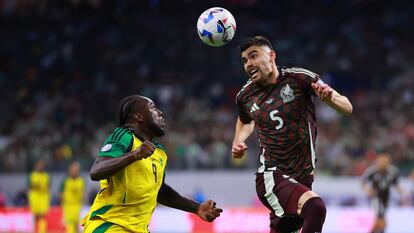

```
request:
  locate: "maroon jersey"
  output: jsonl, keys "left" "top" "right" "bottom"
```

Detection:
{"left": 236, "top": 67, "right": 320, "bottom": 178}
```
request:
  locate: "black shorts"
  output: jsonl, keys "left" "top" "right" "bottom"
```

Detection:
{"left": 371, "top": 197, "right": 388, "bottom": 217}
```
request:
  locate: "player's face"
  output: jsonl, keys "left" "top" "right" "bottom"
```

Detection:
{"left": 145, "top": 99, "right": 166, "bottom": 137}
{"left": 241, "top": 45, "right": 275, "bottom": 83}
{"left": 69, "top": 163, "right": 80, "bottom": 177}
{"left": 376, "top": 154, "right": 391, "bottom": 171}
{"left": 35, "top": 161, "right": 45, "bottom": 172}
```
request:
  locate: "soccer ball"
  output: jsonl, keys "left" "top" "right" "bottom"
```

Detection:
{"left": 197, "top": 7, "right": 236, "bottom": 47}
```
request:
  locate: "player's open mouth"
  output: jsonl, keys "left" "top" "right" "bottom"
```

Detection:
{"left": 249, "top": 69, "right": 258, "bottom": 77}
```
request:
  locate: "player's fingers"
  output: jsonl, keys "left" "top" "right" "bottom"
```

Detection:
{"left": 232, "top": 152, "right": 243, "bottom": 159}
{"left": 237, "top": 143, "right": 245, "bottom": 149}
{"left": 214, "top": 207, "right": 223, "bottom": 213}
{"left": 322, "top": 88, "right": 332, "bottom": 99}
{"left": 211, "top": 210, "right": 221, "bottom": 217}
{"left": 144, "top": 141, "right": 156, "bottom": 150}
{"left": 205, "top": 199, "right": 213, "bottom": 207}
{"left": 210, "top": 200, "right": 216, "bottom": 209}
{"left": 142, "top": 140, "right": 155, "bottom": 149}
{"left": 205, "top": 212, "right": 216, "bottom": 222}
{"left": 232, "top": 146, "right": 241, "bottom": 153}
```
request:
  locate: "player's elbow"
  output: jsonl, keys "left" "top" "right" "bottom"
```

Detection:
{"left": 90, "top": 169, "right": 102, "bottom": 181}
{"left": 343, "top": 104, "right": 353, "bottom": 115}
{"left": 338, "top": 102, "right": 353, "bottom": 115}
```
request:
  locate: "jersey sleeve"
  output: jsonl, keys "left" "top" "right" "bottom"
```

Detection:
{"left": 361, "top": 166, "right": 375, "bottom": 183}
{"left": 60, "top": 178, "right": 66, "bottom": 193}
{"left": 390, "top": 167, "right": 400, "bottom": 186}
{"left": 98, "top": 128, "right": 133, "bottom": 158}
{"left": 236, "top": 93, "right": 253, "bottom": 124}
{"left": 291, "top": 68, "right": 321, "bottom": 95}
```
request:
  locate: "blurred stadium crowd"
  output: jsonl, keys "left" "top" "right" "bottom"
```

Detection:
{"left": 0, "top": 0, "right": 413, "bottom": 178}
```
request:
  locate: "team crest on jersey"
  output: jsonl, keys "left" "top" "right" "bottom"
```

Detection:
{"left": 280, "top": 84, "right": 295, "bottom": 103}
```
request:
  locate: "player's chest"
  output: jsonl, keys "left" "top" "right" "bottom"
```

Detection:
{"left": 32, "top": 174, "right": 48, "bottom": 184}
{"left": 66, "top": 179, "right": 83, "bottom": 191}
{"left": 244, "top": 82, "right": 308, "bottom": 124}
{"left": 373, "top": 173, "right": 393, "bottom": 187}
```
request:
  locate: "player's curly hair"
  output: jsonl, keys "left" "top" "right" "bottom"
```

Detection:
{"left": 239, "top": 36, "right": 273, "bottom": 53}
{"left": 117, "top": 95, "right": 138, "bottom": 126}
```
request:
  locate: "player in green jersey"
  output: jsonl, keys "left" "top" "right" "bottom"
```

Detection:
{"left": 82, "top": 95, "right": 222, "bottom": 233}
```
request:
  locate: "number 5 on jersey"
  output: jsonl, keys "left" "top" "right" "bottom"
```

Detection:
{"left": 269, "top": 110, "right": 283, "bottom": 130}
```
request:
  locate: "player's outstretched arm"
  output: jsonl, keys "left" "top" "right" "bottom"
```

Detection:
{"left": 90, "top": 140, "right": 155, "bottom": 181}
{"left": 232, "top": 117, "right": 254, "bottom": 159}
{"left": 157, "top": 183, "right": 223, "bottom": 222}
{"left": 311, "top": 82, "right": 353, "bottom": 115}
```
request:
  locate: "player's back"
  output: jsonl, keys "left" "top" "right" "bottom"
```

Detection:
{"left": 236, "top": 67, "right": 319, "bottom": 178}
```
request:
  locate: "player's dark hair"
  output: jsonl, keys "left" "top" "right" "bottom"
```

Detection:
{"left": 117, "top": 95, "right": 138, "bottom": 126}
{"left": 239, "top": 36, "right": 273, "bottom": 53}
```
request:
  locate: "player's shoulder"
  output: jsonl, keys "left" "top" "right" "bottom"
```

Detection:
{"left": 364, "top": 165, "right": 378, "bottom": 176}
{"left": 282, "top": 67, "right": 319, "bottom": 81}
{"left": 106, "top": 127, "right": 133, "bottom": 143}
{"left": 235, "top": 79, "right": 254, "bottom": 103}
{"left": 388, "top": 165, "right": 399, "bottom": 176}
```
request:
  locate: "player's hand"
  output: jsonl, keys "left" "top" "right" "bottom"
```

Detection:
{"left": 367, "top": 188, "right": 375, "bottom": 198}
{"left": 232, "top": 142, "right": 247, "bottom": 159}
{"left": 134, "top": 140, "right": 156, "bottom": 160}
{"left": 311, "top": 82, "right": 333, "bottom": 101}
{"left": 196, "top": 200, "right": 223, "bottom": 222}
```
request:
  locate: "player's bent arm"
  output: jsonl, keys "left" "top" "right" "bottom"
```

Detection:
{"left": 157, "top": 183, "right": 223, "bottom": 222}
{"left": 233, "top": 117, "right": 254, "bottom": 144}
{"left": 361, "top": 181, "right": 374, "bottom": 197}
{"left": 324, "top": 89, "right": 353, "bottom": 115}
{"left": 157, "top": 182, "right": 200, "bottom": 213}
{"left": 91, "top": 140, "right": 155, "bottom": 181}
{"left": 90, "top": 153, "right": 137, "bottom": 181}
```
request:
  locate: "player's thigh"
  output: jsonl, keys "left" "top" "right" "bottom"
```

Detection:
{"left": 371, "top": 198, "right": 387, "bottom": 218}
{"left": 256, "top": 171, "right": 311, "bottom": 229}
{"left": 83, "top": 218, "right": 130, "bottom": 233}
{"left": 30, "top": 195, "right": 50, "bottom": 215}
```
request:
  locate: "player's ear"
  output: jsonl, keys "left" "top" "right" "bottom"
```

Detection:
{"left": 269, "top": 50, "right": 276, "bottom": 62}
{"left": 133, "top": 113, "right": 145, "bottom": 123}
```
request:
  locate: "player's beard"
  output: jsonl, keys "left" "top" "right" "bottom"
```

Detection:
{"left": 148, "top": 120, "right": 165, "bottom": 137}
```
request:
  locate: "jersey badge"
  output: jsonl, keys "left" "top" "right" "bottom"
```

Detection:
{"left": 280, "top": 84, "right": 295, "bottom": 103}
{"left": 101, "top": 144, "right": 112, "bottom": 152}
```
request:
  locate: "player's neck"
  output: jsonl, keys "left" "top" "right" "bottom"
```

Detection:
{"left": 259, "top": 66, "right": 279, "bottom": 86}
{"left": 134, "top": 127, "right": 154, "bottom": 142}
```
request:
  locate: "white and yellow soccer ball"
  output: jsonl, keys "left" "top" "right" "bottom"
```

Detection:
{"left": 197, "top": 7, "right": 236, "bottom": 47}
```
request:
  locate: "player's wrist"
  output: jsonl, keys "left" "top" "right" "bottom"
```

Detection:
{"left": 192, "top": 202, "right": 201, "bottom": 214}
{"left": 131, "top": 151, "right": 142, "bottom": 161}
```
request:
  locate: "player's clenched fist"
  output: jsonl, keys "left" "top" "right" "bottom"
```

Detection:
{"left": 134, "top": 140, "right": 156, "bottom": 160}
{"left": 232, "top": 142, "right": 247, "bottom": 159}
{"left": 311, "top": 82, "right": 333, "bottom": 101}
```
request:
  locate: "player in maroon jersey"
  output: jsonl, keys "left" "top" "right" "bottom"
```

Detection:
{"left": 232, "top": 36, "right": 353, "bottom": 233}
